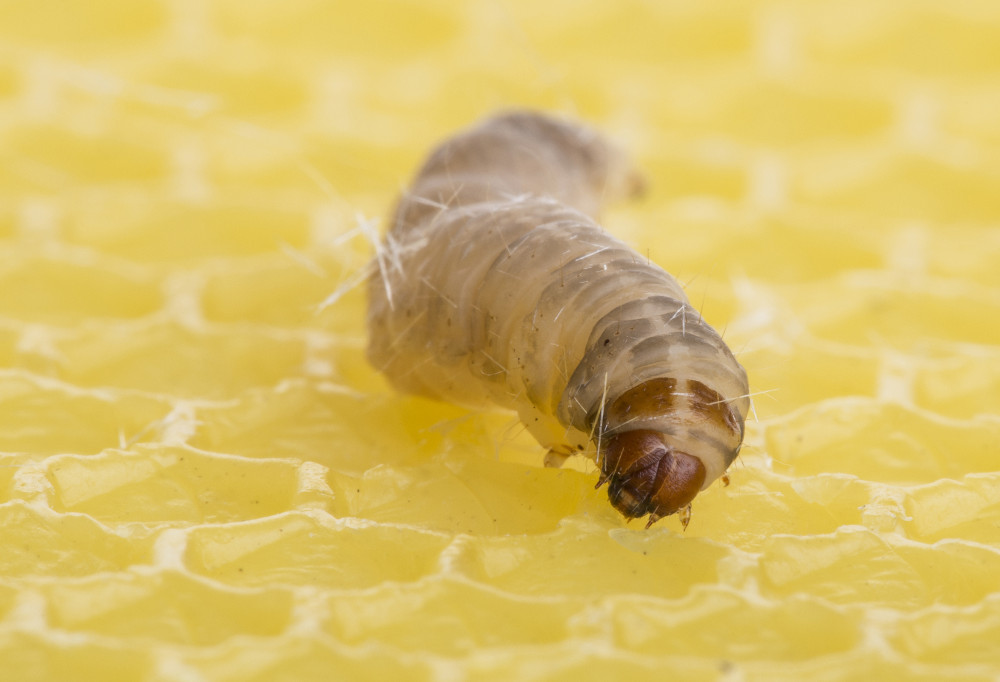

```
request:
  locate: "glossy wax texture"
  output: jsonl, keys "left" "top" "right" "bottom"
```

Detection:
{"left": 367, "top": 113, "right": 750, "bottom": 489}
{"left": 5, "top": 0, "right": 1000, "bottom": 679}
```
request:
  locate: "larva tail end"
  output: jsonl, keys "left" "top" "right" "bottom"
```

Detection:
{"left": 600, "top": 430, "right": 706, "bottom": 528}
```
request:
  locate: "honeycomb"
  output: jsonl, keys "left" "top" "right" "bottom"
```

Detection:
{"left": 2, "top": 1, "right": 1000, "bottom": 680}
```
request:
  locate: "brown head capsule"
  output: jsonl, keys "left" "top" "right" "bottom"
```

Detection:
{"left": 596, "top": 430, "right": 706, "bottom": 529}
{"left": 592, "top": 376, "right": 745, "bottom": 528}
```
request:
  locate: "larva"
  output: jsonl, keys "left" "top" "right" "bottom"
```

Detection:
{"left": 367, "top": 112, "right": 749, "bottom": 528}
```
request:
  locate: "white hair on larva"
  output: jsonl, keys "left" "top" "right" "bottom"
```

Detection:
{"left": 367, "top": 111, "right": 749, "bottom": 528}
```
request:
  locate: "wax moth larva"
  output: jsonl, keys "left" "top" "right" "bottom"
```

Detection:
{"left": 367, "top": 111, "right": 749, "bottom": 528}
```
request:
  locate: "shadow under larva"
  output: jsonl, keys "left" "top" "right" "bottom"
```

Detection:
{"left": 367, "top": 111, "right": 750, "bottom": 529}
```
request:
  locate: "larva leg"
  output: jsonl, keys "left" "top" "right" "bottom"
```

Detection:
{"left": 518, "top": 401, "right": 589, "bottom": 465}
{"left": 543, "top": 449, "right": 571, "bottom": 469}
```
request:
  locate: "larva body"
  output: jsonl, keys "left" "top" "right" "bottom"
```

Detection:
{"left": 368, "top": 112, "right": 749, "bottom": 527}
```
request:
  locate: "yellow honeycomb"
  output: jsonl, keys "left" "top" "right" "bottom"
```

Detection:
{"left": 2, "top": 1, "right": 1000, "bottom": 680}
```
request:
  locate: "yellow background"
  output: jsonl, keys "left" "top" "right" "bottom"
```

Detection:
{"left": 2, "top": 0, "right": 1000, "bottom": 679}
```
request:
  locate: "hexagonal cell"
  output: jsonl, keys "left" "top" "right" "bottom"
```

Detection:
{"left": 64, "top": 196, "right": 311, "bottom": 263}
{"left": 804, "top": 5, "right": 1000, "bottom": 77}
{"left": 890, "top": 538, "right": 1000, "bottom": 606}
{"left": 201, "top": 249, "right": 365, "bottom": 328}
{"left": 184, "top": 513, "right": 450, "bottom": 589}
{"left": 0, "top": 501, "right": 150, "bottom": 577}
{"left": 904, "top": 473, "right": 1000, "bottom": 546}
{"left": 142, "top": 60, "right": 307, "bottom": 119}
{"left": 0, "top": 632, "right": 153, "bottom": 682}
{"left": 0, "top": 254, "right": 162, "bottom": 324}
{"left": 889, "top": 593, "right": 1000, "bottom": 666}
{"left": 764, "top": 399, "right": 1000, "bottom": 482}
{"left": 210, "top": 0, "right": 461, "bottom": 58}
{"left": 610, "top": 588, "right": 861, "bottom": 661}
{"left": 739, "top": 342, "right": 879, "bottom": 419}
{"left": 6, "top": 124, "right": 168, "bottom": 186}
{"left": 189, "top": 381, "right": 471, "bottom": 472}
{"left": 46, "top": 445, "right": 301, "bottom": 525}
{"left": 340, "top": 457, "right": 599, "bottom": 536}
{"left": 915, "top": 350, "right": 1000, "bottom": 419}
{"left": 453, "top": 519, "right": 732, "bottom": 600}
{"left": 797, "top": 152, "right": 1000, "bottom": 224}
{"left": 0, "top": 0, "right": 165, "bottom": 47}
{"left": 54, "top": 321, "right": 308, "bottom": 399}
{"left": 0, "top": 373, "right": 171, "bottom": 456}
{"left": 44, "top": 570, "right": 294, "bottom": 645}
{"left": 503, "top": 2, "right": 754, "bottom": 65}
{"left": 758, "top": 527, "right": 926, "bottom": 607}
{"left": 779, "top": 273, "right": 1000, "bottom": 350}
{"left": 187, "top": 637, "right": 434, "bottom": 682}
{"left": 323, "top": 576, "right": 583, "bottom": 655}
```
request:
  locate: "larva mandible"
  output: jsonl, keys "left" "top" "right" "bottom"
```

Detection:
{"left": 367, "top": 111, "right": 749, "bottom": 528}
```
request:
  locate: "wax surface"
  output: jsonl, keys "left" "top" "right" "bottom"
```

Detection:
{"left": 1, "top": 1, "right": 999, "bottom": 680}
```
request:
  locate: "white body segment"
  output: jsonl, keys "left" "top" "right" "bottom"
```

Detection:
{"left": 367, "top": 112, "right": 749, "bottom": 505}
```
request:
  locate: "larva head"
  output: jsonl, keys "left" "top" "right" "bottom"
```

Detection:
{"left": 597, "top": 430, "right": 706, "bottom": 528}
{"left": 594, "top": 377, "right": 747, "bottom": 528}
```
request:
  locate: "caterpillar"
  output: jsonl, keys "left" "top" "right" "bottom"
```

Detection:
{"left": 367, "top": 111, "right": 749, "bottom": 528}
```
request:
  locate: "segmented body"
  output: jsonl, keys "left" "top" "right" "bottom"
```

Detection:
{"left": 367, "top": 112, "right": 749, "bottom": 527}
